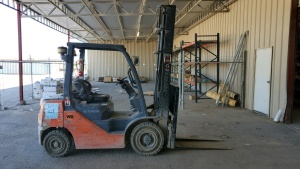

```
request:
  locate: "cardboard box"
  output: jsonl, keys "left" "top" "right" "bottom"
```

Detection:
{"left": 172, "top": 73, "right": 178, "bottom": 78}
{"left": 189, "top": 76, "right": 194, "bottom": 81}
{"left": 189, "top": 95, "right": 196, "bottom": 100}
{"left": 112, "top": 77, "right": 119, "bottom": 82}
{"left": 98, "top": 77, "right": 104, "bottom": 82}
{"left": 189, "top": 76, "right": 200, "bottom": 82}
{"left": 185, "top": 74, "right": 191, "bottom": 78}
{"left": 104, "top": 76, "right": 112, "bottom": 82}
{"left": 57, "top": 88, "right": 63, "bottom": 93}
{"left": 139, "top": 76, "right": 147, "bottom": 82}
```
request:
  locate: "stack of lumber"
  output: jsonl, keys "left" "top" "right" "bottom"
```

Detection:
{"left": 206, "top": 82, "right": 240, "bottom": 107}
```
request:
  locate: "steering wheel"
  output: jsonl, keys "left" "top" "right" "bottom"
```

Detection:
{"left": 128, "top": 68, "right": 137, "bottom": 88}
{"left": 116, "top": 77, "right": 127, "bottom": 85}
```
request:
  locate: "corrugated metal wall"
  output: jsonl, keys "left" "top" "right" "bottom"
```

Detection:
{"left": 87, "top": 40, "right": 157, "bottom": 81}
{"left": 174, "top": 0, "right": 292, "bottom": 118}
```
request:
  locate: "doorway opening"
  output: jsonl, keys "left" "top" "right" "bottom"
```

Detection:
{"left": 293, "top": 4, "right": 300, "bottom": 123}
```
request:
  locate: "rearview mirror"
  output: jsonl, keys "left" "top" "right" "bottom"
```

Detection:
{"left": 57, "top": 46, "right": 67, "bottom": 55}
{"left": 133, "top": 56, "right": 139, "bottom": 66}
{"left": 58, "top": 46, "right": 67, "bottom": 61}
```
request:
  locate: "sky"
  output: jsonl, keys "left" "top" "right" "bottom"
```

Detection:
{"left": 0, "top": 5, "right": 80, "bottom": 60}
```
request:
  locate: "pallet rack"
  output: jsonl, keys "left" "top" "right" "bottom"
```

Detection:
{"left": 171, "top": 33, "right": 220, "bottom": 106}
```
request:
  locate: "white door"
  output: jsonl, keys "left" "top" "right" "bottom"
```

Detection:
{"left": 253, "top": 48, "right": 272, "bottom": 116}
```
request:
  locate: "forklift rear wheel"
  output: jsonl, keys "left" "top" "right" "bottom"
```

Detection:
{"left": 43, "top": 130, "right": 71, "bottom": 157}
{"left": 130, "top": 122, "right": 164, "bottom": 156}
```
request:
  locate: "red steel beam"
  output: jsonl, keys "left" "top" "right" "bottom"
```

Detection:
{"left": 285, "top": 0, "right": 298, "bottom": 123}
{"left": 17, "top": 3, "right": 25, "bottom": 105}
{"left": 68, "top": 29, "right": 70, "bottom": 42}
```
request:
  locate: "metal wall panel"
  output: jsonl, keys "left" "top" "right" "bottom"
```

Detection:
{"left": 173, "top": 0, "right": 292, "bottom": 118}
{"left": 86, "top": 40, "right": 157, "bottom": 81}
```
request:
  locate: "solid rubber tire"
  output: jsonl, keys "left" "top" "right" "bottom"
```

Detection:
{"left": 43, "top": 130, "right": 71, "bottom": 157}
{"left": 130, "top": 122, "right": 164, "bottom": 156}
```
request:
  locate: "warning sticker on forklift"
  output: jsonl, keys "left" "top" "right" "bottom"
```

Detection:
{"left": 44, "top": 103, "right": 59, "bottom": 119}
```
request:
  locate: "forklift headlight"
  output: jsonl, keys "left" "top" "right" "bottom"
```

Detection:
{"left": 57, "top": 46, "right": 67, "bottom": 55}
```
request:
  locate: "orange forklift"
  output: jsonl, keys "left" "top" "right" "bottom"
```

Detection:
{"left": 38, "top": 5, "right": 179, "bottom": 157}
{"left": 38, "top": 5, "right": 226, "bottom": 157}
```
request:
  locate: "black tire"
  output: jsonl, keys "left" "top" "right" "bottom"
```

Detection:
{"left": 43, "top": 130, "right": 71, "bottom": 157}
{"left": 130, "top": 122, "right": 164, "bottom": 156}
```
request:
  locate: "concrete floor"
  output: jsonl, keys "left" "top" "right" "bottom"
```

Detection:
{"left": 1, "top": 82, "right": 300, "bottom": 169}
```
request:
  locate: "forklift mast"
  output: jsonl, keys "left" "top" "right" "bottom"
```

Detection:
{"left": 153, "top": 5, "right": 179, "bottom": 149}
{"left": 154, "top": 5, "right": 176, "bottom": 110}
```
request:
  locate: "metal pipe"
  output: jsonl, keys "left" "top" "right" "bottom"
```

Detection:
{"left": 216, "top": 35, "right": 243, "bottom": 105}
{"left": 17, "top": 3, "right": 25, "bottom": 105}
{"left": 223, "top": 35, "right": 246, "bottom": 106}
{"left": 218, "top": 33, "right": 247, "bottom": 106}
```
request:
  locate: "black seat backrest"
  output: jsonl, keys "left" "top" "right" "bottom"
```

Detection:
{"left": 74, "top": 79, "right": 92, "bottom": 101}
{"left": 74, "top": 79, "right": 111, "bottom": 103}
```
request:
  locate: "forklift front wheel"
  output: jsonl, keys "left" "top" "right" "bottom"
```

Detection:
{"left": 130, "top": 122, "right": 164, "bottom": 156}
{"left": 43, "top": 130, "right": 71, "bottom": 157}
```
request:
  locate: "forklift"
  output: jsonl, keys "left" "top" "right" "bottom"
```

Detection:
{"left": 38, "top": 5, "right": 179, "bottom": 157}
{"left": 38, "top": 5, "right": 227, "bottom": 157}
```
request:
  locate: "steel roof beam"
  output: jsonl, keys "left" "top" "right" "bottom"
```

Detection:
{"left": 175, "top": 0, "right": 207, "bottom": 25}
{"left": 146, "top": 0, "right": 230, "bottom": 41}
{"left": 96, "top": 35, "right": 156, "bottom": 39}
{"left": 19, "top": 0, "right": 159, "bottom": 4}
{"left": 21, "top": 12, "right": 157, "bottom": 17}
{"left": 0, "top": 0, "right": 86, "bottom": 42}
{"left": 47, "top": 0, "right": 104, "bottom": 42}
{"left": 20, "top": 9, "right": 228, "bottom": 18}
{"left": 175, "top": 0, "right": 234, "bottom": 38}
{"left": 146, "top": 0, "right": 176, "bottom": 42}
{"left": 113, "top": 0, "right": 125, "bottom": 41}
{"left": 81, "top": 0, "right": 114, "bottom": 42}
{"left": 146, "top": 0, "right": 203, "bottom": 42}
{"left": 135, "top": 0, "right": 146, "bottom": 43}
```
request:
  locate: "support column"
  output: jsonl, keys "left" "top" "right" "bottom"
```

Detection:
{"left": 68, "top": 29, "right": 70, "bottom": 42}
{"left": 17, "top": 3, "right": 25, "bottom": 105}
{"left": 285, "top": 0, "right": 298, "bottom": 123}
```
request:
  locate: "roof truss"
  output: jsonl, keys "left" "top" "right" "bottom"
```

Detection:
{"left": 0, "top": 0, "right": 236, "bottom": 42}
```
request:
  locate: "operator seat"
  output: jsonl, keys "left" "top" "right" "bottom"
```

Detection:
{"left": 73, "top": 79, "right": 110, "bottom": 103}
